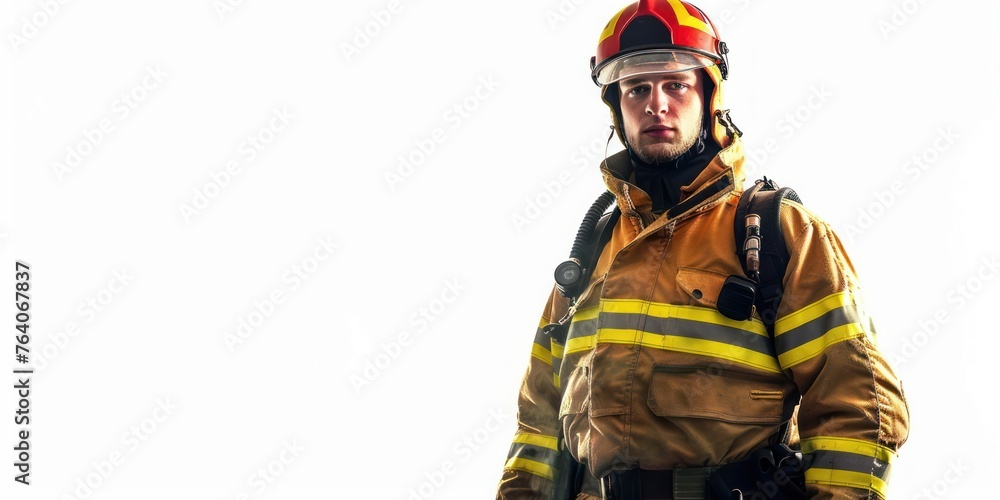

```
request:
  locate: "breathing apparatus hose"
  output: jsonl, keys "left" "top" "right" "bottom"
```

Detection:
{"left": 554, "top": 190, "right": 617, "bottom": 299}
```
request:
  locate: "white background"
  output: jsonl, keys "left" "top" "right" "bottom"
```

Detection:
{"left": 1, "top": 0, "right": 997, "bottom": 498}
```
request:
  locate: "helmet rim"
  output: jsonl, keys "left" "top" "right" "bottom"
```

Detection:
{"left": 592, "top": 48, "right": 720, "bottom": 87}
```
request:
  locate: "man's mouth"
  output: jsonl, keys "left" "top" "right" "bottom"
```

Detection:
{"left": 642, "top": 125, "right": 675, "bottom": 138}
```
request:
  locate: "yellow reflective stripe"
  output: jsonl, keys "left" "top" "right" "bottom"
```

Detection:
{"left": 565, "top": 306, "right": 600, "bottom": 357}
{"left": 538, "top": 317, "right": 549, "bottom": 329}
{"left": 800, "top": 437, "right": 896, "bottom": 465}
{"left": 778, "top": 322, "right": 865, "bottom": 368}
{"left": 665, "top": 0, "right": 713, "bottom": 35}
{"left": 563, "top": 299, "right": 776, "bottom": 371}
{"left": 574, "top": 306, "right": 600, "bottom": 322}
{"left": 504, "top": 457, "right": 556, "bottom": 480}
{"left": 596, "top": 328, "right": 641, "bottom": 344}
{"left": 551, "top": 341, "right": 565, "bottom": 359}
{"left": 565, "top": 333, "right": 597, "bottom": 356}
{"left": 656, "top": 302, "right": 768, "bottom": 337}
{"left": 531, "top": 343, "right": 553, "bottom": 365}
{"left": 775, "top": 292, "right": 852, "bottom": 335}
{"left": 553, "top": 372, "right": 560, "bottom": 389}
{"left": 601, "top": 299, "right": 769, "bottom": 337}
{"left": 604, "top": 328, "right": 781, "bottom": 373}
{"left": 805, "top": 468, "right": 888, "bottom": 498}
{"left": 802, "top": 436, "right": 895, "bottom": 497}
{"left": 600, "top": 298, "right": 649, "bottom": 314}
{"left": 513, "top": 432, "right": 559, "bottom": 451}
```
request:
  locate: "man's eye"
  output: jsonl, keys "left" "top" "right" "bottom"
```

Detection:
{"left": 626, "top": 85, "right": 650, "bottom": 96}
{"left": 667, "top": 82, "right": 687, "bottom": 91}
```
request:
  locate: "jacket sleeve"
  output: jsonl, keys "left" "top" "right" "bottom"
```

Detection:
{"left": 775, "top": 201, "right": 910, "bottom": 499}
{"left": 496, "top": 289, "right": 566, "bottom": 500}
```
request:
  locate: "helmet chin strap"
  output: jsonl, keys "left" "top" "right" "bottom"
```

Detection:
{"left": 603, "top": 125, "right": 616, "bottom": 170}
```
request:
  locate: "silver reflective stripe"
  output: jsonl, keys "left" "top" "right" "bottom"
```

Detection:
{"left": 774, "top": 304, "right": 860, "bottom": 356}
{"left": 603, "top": 312, "right": 776, "bottom": 356}
{"left": 808, "top": 449, "right": 892, "bottom": 482}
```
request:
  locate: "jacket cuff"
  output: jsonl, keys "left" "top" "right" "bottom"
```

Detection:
{"left": 801, "top": 436, "right": 895, "bottom": 499}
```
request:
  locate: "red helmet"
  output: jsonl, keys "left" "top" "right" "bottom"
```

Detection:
{"left": 591, "top": 0, "right": 729, "bottom": 86}
{"left": 592, "top": 0, "right": 736, "bottom": 148}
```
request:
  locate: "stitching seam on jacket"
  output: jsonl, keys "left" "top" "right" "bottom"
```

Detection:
{"left": 861, "top": 336, "right": 886, "bottom": 500}
{"left": 621, "top": 184, "right": 645, "bottom": 232}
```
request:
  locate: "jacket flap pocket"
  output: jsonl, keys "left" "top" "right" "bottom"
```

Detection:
{"left": 647, "top": 364, "right": 785, "bottom": 424}
{"left": 675, "top": 267, "right": 729, "bottom": 308}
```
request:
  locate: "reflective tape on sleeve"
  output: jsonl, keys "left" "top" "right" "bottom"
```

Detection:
{"left": 774, "top": 292, "right": 867, "bottom": 368}
{"left": 504, "top": 432, "right": 560, "bottom": 480}
{"left": 801, "top": 436, "right": 897, "bottom": 498}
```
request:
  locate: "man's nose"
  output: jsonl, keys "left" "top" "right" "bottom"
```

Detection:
{"left": 645, "top": 89, "right": 668, "bottom": 116}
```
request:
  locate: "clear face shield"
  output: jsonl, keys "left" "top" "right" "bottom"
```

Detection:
{"left": 593, "top": 49, "right": 718, "bottom": 86}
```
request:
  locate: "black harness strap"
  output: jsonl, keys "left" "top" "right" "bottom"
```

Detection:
{"left": 734, "top": 178, "right": 801, "bottom": 334}
{"left": 588, "top": 207, "right": 621, "bottom": 282}
{"left": 734, "top": 178, "right": 804, "bottom": 446}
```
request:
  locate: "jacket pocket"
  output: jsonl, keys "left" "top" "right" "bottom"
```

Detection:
{"left": 559, "top": 364, "right": 589, "bottom": 418}
{"left": 675, "top": 267, "right": 730, "bottom": 309}
{"left": 647, "top": 364, "right": 785, "bottom": 424}
{"left": 559, "top": 363, "right": 591, "bottom": 462}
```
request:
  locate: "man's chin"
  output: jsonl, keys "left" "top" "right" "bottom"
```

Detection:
{"left": 636, "top": 144, "right": 685, "bottom": 165}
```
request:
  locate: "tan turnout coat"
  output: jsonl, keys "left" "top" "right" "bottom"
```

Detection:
{"left": 497, "top": 133, "right": 909, "bottom": 499}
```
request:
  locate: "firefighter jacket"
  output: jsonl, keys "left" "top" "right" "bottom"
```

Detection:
{"left": 496, "top": 133, "right": 910, "bottom": 499}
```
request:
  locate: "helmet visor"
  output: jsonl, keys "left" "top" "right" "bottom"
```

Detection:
{"left": 595, "top": 49, "right": 718, "bottom": 86}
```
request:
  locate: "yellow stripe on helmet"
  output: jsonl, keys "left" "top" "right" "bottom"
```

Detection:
{"left": 664, "top": 0, "right": 715, "bottom": 36}
{"left": 598, "top": 6, "right": 630, "bottom": 44}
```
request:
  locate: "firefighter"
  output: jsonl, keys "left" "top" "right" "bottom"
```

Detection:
{"left": 496, "top": 1, "right": 909, "bottom": 499}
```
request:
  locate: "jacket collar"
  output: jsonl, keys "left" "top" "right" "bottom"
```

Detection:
{"left": 599, "top": 134, "right": 747, "bottom": 229}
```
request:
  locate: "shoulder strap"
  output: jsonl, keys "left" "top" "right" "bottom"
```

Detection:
{"left": 734, "top": 178, "right": 801, "bottom": 335}
{"left": 587, "top": 207, "right": 620, "bottom": 280}
{"left": 735, "top": 178, "right": 804, "bottom": 446}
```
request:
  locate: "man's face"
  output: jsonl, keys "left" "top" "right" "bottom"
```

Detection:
{"left": 619, "top": 69, "right": 705, "bottom": 165}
